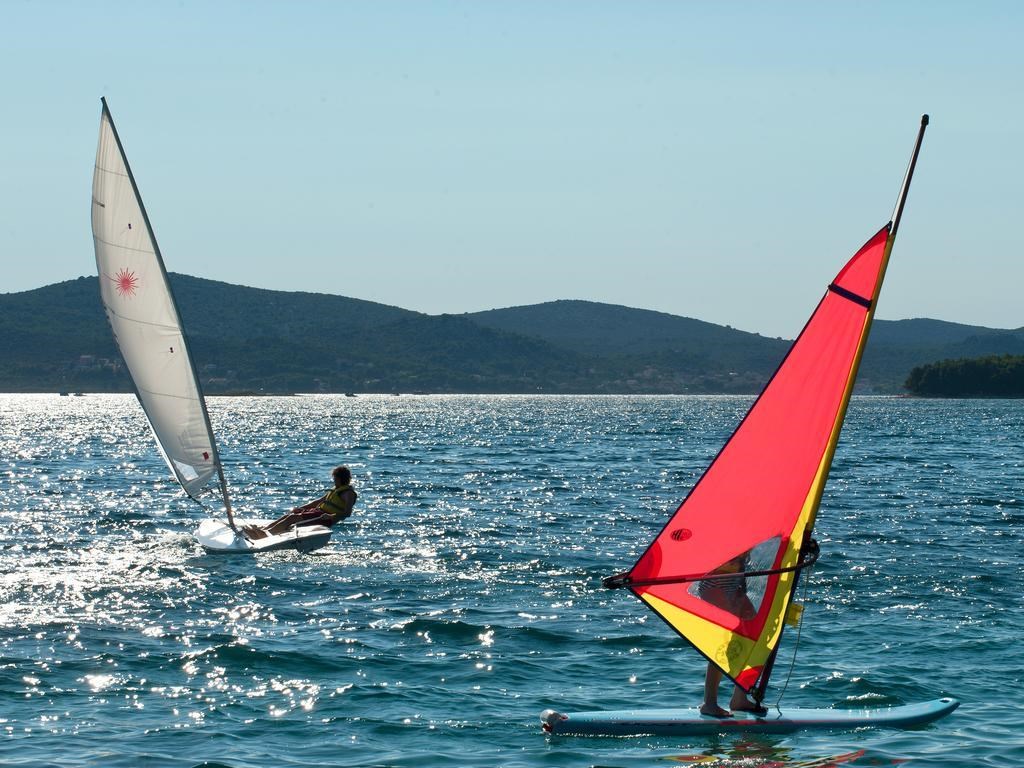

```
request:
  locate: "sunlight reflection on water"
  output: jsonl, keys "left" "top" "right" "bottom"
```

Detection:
{"left": 1, "top": 394, "right": 1021, "bottom": 766}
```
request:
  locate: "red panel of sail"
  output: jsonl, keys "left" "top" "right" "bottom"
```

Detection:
{"left": 628, "top": 227, "right": 890, "bottom": 644}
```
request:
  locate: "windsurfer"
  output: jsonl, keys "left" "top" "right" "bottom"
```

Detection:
{"left": 696, "top": 553, "right": 767, "bottom": 717}
{"left": 243, "top": 466, "right": 357, "bottom": 540}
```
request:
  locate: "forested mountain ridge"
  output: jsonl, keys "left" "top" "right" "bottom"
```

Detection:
{"left": 2, "top": 276, "right": 1021, "bottom": 394}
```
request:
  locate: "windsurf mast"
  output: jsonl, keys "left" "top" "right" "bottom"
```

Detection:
{"left": 606, "top": 116, "right": 929, "bottom": 704}
{"left": 751, "top": 115, "right": 928, "bottom": 702}
{"left": 891, "top": 115, "right": 929, "bottom": 241}
{"left": 798, "top": 114, "right": 930, "bottom": 540}
{"left": 94, "top": 98, "right": 237, "bottom": 531}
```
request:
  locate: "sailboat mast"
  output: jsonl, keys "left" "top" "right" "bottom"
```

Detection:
{"left": 751, "top": 115, "right": 929, "bottom": 703}
{"left": 98, "top": 98, "right": 238, "bottom": 531}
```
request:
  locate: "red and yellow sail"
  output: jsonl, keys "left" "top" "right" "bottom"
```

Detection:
{"left": 615, "top": 116, "right": 928, "bottom": 694}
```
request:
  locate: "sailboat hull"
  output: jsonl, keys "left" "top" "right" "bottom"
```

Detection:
{"left": 541, "top": 697, "right": 959, "bottom": 736}
{"left": 195, "top": 518, "right": 333, "bottom": 555}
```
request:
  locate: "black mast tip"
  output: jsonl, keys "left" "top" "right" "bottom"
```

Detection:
{"left": 921, "top": 114, "right": 929, "bottom": 126}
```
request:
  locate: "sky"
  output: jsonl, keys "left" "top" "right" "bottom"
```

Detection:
{"left": 2, "top": 1, "right": 1022, "bottom": 339}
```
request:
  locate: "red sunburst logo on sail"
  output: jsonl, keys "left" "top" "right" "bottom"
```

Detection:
{"left": 112, "top": 268, "right": 139, "bottom": 297}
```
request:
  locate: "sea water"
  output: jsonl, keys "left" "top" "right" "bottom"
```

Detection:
{"left": 0, "top": 394, "right": 1020, "bottom": 767}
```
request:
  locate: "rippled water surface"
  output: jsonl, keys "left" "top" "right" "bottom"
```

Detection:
{"left": 1, "top": 394, "right": 1021, "bottom": 767}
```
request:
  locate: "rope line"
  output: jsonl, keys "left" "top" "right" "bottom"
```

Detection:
{"left": 771, "top": 561, "right": 814, "bottom": 713}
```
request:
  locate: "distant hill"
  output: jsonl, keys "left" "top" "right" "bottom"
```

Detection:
{"left": 468, "top": 300, "right": 773, "bottom": 357}
{"left": 468, "top": 300, "right": 791, "bottom": 393}
{"left": 0, "top": 275, "right": 597, "bottom": 394}
{"left": 469, "top": 301, "right": 1024, "bottom": 395}
{"left": 1, "top": 276, "right": 1021, "bottom": 394}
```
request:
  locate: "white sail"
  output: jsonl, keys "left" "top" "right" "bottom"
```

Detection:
{"left": 91, "top": 99, "right": 225, "bottom": 503}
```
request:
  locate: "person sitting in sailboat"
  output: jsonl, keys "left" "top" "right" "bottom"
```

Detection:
{"left": 244, "top": 466, "right": 357, "bottom": 540}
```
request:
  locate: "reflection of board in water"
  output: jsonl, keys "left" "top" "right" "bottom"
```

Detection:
{"left": 662, "top": 747, "right": 872, "bottom": 766}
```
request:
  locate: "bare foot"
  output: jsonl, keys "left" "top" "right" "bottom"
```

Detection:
{"left": 730, "top": 698, "right": 768, "bottom": 716}
{"left": 699, "top": 704, "right": 732, "bottom": 718}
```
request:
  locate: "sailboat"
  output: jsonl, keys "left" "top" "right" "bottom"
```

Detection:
{"left": 542, "top": 116, "right": 959, "bottom": 735}
{"left": 91, "top": 98, "right": 332, "bottom": 555}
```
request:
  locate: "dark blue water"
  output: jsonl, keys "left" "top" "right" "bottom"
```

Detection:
{"left": 1, "top": 394, "right": 1020, "bottom": 767}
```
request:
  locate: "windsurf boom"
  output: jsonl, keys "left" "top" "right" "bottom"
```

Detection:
{"left": 604, "top": 116, "right": 931, "bottom": 703}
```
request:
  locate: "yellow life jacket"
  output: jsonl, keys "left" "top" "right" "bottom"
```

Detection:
{"left": 319, "top": 484, "right": 356, "bottom": 521}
